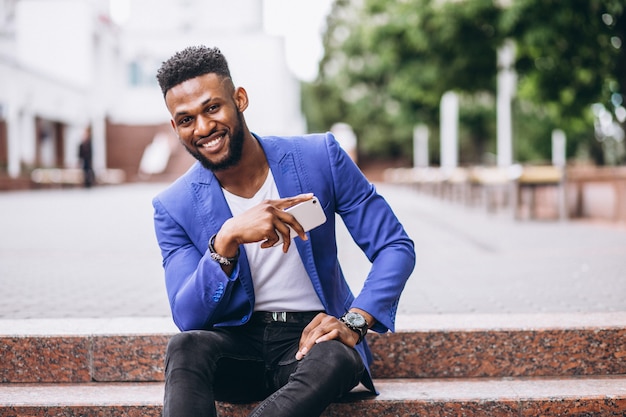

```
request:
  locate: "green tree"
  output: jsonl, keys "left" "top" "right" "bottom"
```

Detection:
{"left": 305, "top": 0, "right": 503, "bottom": 161}
{"left": 304, "top": 0, "right": 624, "bottom": 165}
{"left": 502, "top": 0, "right": 625, "bottom": 164}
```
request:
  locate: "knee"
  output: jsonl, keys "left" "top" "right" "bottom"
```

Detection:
{"left": 167, "top": 331, "right": 202, "bottom": 356}
{"left": 309, "top": 340, "right": 365, "bottom": 376}
{"left": 165, "top": 331, "right": 218, "bottom": 370}
{"left": 299, "top": 341, "right": 365, "bottom": 397}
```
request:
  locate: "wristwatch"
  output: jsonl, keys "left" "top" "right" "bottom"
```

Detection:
{"left": 340, "top": 311, "right": 368, "bottom": 344}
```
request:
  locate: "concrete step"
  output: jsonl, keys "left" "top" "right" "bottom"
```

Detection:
{"left": 1, "top": 313, "right": 624, "bottom": 383}
{"left": 1, "top": 314, "right": 625, "bottom": 415}
{"left": 1, "top": 376, "right": 625, "bottom": 416}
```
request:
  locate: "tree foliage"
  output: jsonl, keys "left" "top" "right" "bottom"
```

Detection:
{"left": 303, "top": 0, "right": 625, "bottom": 165}
{"left": 504, "top": 0, "right": 624, "bottom": 119}
{"left": 504, "top": 0, "right": 625, "bottom": 164}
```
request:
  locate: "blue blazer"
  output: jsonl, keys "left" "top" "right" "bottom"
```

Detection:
{"left": 153, "top": 132, "right": 415, "bottom": 391}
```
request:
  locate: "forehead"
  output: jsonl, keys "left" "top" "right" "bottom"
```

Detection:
{"left": 165, "top": 73, "right": 233, "bottom": 113}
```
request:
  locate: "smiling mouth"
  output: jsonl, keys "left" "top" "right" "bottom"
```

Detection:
{"left": 198, "top": 134, "right": 225, "bottom": 149}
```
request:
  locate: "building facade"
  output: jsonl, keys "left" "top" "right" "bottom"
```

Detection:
{"left": 0, "top": 0, "right": 304, "bottom": 185}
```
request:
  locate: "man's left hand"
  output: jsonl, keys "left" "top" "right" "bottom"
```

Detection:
{"left": 295, "top": 310, "right": 374, "bottom": 360}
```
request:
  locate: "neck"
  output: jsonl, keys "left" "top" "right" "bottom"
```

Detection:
{"left": 214, "top": 132, "right": 269, "bottom": 198}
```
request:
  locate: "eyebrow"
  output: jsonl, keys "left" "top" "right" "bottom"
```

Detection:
{"left": 173, "top": 96, "right": 215, "bottom": 119}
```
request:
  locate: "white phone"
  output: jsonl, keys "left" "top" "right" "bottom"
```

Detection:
{"left": 273, "top": 196, "right": 327, "bottom": 246}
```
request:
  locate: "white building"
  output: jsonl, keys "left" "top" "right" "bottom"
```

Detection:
{"left": 0, "top": 0, "right": 305, "bottom": 182}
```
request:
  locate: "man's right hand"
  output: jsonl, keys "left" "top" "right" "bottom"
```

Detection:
{"left": 213, "top": 193, "right": 314, "bottom": 258}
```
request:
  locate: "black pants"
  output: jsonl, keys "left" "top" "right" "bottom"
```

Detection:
{"left": 162, "top": 317, "right": 365, "bottom": 417}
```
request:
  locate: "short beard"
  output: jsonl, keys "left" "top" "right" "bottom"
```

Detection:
{"left": 186, "top": 111, "right": 245, "bottom": 172}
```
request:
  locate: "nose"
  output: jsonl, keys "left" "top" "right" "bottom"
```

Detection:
{"left": 195, "top": 114, "right": 215, "bottom": 136}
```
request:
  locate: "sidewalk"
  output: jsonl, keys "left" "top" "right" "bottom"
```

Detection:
{"left": 0, "top": 182, "right": 624, "bottom": 322}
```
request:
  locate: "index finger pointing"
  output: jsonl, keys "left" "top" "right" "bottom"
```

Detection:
{"left": 274, "top": 193, "right": 314, "bottom": 210}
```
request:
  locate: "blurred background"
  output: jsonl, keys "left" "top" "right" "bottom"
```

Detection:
{"left": 0, "top": 0, "right": 625, "bottom": 320}
{"left": 0, "top": 0, "right": 624, "bottom": 221}
{"left": 0, "top": 0, "right": 330, "bottom": 186}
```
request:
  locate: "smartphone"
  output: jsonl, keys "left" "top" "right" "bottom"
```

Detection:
{"left": 273, "top": 196, "right": 327, "bottom": 246}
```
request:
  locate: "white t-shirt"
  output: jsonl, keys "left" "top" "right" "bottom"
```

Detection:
{"left": 222, "top": 170, "right": 324, "bottom": 312}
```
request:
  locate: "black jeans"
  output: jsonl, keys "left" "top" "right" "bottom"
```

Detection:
{"left": 162, "top": 317, "right": 366, "bottom": 417}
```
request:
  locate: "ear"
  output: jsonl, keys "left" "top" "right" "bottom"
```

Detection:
{"left": 234, "top": 87, "right": 249, "bottom": 113}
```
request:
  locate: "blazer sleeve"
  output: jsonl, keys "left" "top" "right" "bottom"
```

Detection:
{"left": 152, "top": 195, "right": 244, "bottom": 331}
{"left": 325, "top": 133, "right": 416, "bottom": 333}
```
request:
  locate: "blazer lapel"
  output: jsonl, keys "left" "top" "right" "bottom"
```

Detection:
{"left": 188, "top": 165, "right": 256, "bottom": 303}
{"left": 189, "top": 166, "right": 232, "bottom": 233}
{"left": 262, "top": 137, "right": 303, "bottom": 198}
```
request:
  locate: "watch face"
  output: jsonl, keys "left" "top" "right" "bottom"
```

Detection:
{"left": 346, "top": 312, "right": 366, "bottom": 327}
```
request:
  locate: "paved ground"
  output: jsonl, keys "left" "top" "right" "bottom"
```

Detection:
{"left": 0, "top": 182, "right": 625, "bottom": 320}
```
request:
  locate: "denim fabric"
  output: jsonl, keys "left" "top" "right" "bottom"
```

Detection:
{"left": 163, "top": 320, "right": 365, "bottom": 417}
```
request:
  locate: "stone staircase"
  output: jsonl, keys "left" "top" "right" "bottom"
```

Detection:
{"left": 1, "top": 313, "right": 625, "bottom": 416}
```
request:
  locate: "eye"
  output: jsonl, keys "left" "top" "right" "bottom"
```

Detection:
{"left": 178, "top": 116, "right": 193, "bottom": 126}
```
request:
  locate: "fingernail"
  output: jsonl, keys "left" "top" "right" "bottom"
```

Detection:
{"left": 295, "top": 347, "right": 307, "bottom": 360}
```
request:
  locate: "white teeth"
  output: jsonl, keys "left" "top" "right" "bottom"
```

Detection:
{"left": 201, "top": 136, "right": 223, "bottom": 148}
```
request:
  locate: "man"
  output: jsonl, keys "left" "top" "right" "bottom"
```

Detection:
{"left": 153, "top": 45, "right": 415, "bottom": 417}
{"left": 78, "top": 127, "right": 95, "bottom": 188}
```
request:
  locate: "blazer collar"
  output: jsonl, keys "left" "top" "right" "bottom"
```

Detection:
{"left": 187, "top": 133, "right": 304, "bottom": 229}
{"left": 257, "top": 133, "right": 304, "bottom": 198}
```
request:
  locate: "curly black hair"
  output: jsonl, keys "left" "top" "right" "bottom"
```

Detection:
{"left": 156, "top": 45, "right": 232, "bottom": 97}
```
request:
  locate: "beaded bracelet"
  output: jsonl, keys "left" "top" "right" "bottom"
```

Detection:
{"left": 208, "top": 234, "right": 239, "bottom": 266}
